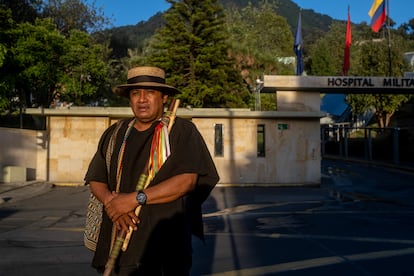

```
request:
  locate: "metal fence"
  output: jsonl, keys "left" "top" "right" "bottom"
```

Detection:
{"left": 321, "top": 125, "right": 414, "bottom": 166}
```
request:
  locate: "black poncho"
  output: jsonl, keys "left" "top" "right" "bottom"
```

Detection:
{"left": 84, "top": 117, "right": 219, "bottom": 270}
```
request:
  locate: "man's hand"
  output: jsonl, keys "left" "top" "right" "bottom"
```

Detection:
{"left": 104, "top": 192, "right": 138, "bottom": 222}
{"left": 114, "top": 212, "right": 140, "bottom": 232}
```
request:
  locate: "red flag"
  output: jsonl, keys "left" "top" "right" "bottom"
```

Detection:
{"left": 343, "top": 6, "right": 352, "bottom": 76}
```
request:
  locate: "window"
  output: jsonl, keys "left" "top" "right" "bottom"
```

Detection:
{"left": 257, "top": 124, "right": 265, "bottom": 157}
{"left": 214, "top": 124, "right": 223, "bottom": 157}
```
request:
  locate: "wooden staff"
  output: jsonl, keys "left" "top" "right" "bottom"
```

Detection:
{"left": 103, "top": 98, "right": 180, "bottom": 276}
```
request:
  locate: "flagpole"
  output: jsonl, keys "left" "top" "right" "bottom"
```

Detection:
{"left": 343, "top": 5, "right": 351, "bottom": 76}
{"left": 294, "top": 10, "right": 303, "bottom": 76}
{"left": 386, "top": 0, "right": 392, "bottom": 76}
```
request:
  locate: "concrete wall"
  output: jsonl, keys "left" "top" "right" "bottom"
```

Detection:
{"left": 46, "top": 116, "right": 110, "bottom": 184}
{"left": 15, "top": 106, "right": 322, "bottom": 186}
{"left": 0, "top": 127, "right": 38, "bottom": 182}
{"left": 194, "top": 118, "right": 320, "bottom": 184}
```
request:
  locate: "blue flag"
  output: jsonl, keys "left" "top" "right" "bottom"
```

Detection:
{"left": 294, "top": 12, "right": 304, "bottom": 75}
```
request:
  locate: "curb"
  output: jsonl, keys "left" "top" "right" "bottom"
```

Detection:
{"left": 323, "top": 155, "right": 414, "bottom": 173}
{"left": 330, "top": 189, "right": 395, "bottom": 203}
{"left": 215, "top": 183, "right": 320, "bottom": 188}
{"left": 0, "top": 181, "right": 53, "bottom": 205}
{"left": 52, "top": 182, "right": 85, "bottom": 187}
{"left": 0, "top": 180, "right": 42, "bottom": 193}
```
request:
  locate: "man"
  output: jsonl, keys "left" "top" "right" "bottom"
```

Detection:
{"left": 84, "top": 66, "right": 219, "bottom": 275}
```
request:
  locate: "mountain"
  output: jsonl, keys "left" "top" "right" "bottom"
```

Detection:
{"left": 221, "top": 0, "right": 335, "bottom": 44}
{"left": 106, "top": 12, "right": 165, "bottom": 58}
{"left": 105, "top": 0, "right": 338, "bottom": 59}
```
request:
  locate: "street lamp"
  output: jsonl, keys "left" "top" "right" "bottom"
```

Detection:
{"left": 255, "top": 78, "right": 264, "bottom": 111}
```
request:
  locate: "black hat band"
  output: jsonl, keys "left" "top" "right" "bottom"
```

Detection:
{"left": 127, "top": 75, "right": 165, "bottom": 85}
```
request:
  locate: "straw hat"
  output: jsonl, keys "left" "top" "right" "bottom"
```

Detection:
{"left": 113, "top": 66, "right": 179, "bottom": 97}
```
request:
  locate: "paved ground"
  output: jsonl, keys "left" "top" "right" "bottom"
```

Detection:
{"left": 1, "top": 159, "right": 414, "bottom": 275}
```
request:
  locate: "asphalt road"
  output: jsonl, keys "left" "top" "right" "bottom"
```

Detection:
{"left": 1, "top": 159, "right": 414, "bottom": 275}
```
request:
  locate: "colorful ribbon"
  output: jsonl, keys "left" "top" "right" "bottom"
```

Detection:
{"left": 148, "top": 120, "right": 171, "bottom": 180}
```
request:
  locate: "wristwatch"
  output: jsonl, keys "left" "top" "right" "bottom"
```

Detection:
{"left": 136, "top": 191, "right": 147, "bottom": 205}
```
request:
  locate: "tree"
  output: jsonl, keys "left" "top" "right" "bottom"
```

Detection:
{"left": 396, "top": 18, "right": 414, "bottom": 39}
{"left": 58, "top": 29, "right": 108, "bottom": 105}
{"left": 347, "top": 33, "right": 412, "bottom": 128}
{"left": 3, "top": 18, "right": 108, "bottom": 109}
{"left": 0, "top": 7, "right": 16, "bottom": 112}
{"left": 226, "top": 1, "right": 294, "bottom": 81}
{"left": 225, "top": 1, "right": 293, "bottom": 110}
{"left": 41, "top": 0, "right": 109, "bottom": 35}
{"left": 308, "top": 22, "right": 345, "bottom": 76}
{"left": 0, "top": 0, "right": 42, "bottom": 24}
{"left": 11, "top": 18, "right": 66, "bottom": 108}
{"left": 145, "top": 0, "right": 249, "bottom": 108}
{"left": 310, "top": 21, "right": 412, "bottom": 128}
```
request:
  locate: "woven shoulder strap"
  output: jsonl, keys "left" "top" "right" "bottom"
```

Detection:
{"left": 105, "top": 120, "right": 125, "bottom": 187}
{"left": 84, "top": 119, "right": 128, "bottom": 252}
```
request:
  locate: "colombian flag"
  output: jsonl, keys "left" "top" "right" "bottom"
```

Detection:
{"left": 368, "top": 0, "right": 386, "bottom": 32}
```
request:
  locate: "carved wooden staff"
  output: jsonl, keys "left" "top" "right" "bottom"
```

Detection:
{"left": 103, "top": 98, "right": 180, "bottom": 276}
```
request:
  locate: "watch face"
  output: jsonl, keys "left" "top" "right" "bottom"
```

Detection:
{"left": 137, "top": 192, "right": 146, "bottom": 204}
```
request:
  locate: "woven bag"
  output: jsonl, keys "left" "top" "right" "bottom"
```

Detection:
{"left": 83, "top": 120, "right": 124, "bottom": 251}
{"left": 84, "top": 193, "right": 103, "bottom": 251}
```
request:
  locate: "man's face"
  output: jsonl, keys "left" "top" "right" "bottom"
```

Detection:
{"left": 129, "top": 88, "right": 168, "bottom": 130}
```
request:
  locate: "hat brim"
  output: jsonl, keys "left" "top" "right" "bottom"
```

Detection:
{"left": 113, "top": 82, "right": 180, "bottom": 98}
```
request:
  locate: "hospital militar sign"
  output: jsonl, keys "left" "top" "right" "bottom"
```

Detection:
{"left": 263, "top": 76, "right": 414, "bottom": 94}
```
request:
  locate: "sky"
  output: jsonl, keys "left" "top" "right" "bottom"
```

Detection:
{"left": 90, "top": 0, "right": 412, "bottom": 28}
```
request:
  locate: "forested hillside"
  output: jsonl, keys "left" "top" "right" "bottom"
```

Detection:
{"left": 1, "top": 0, "right": 414, "bottom": 129}
{"left": 105, "top": 0, "right": 335, "bottom": 59}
